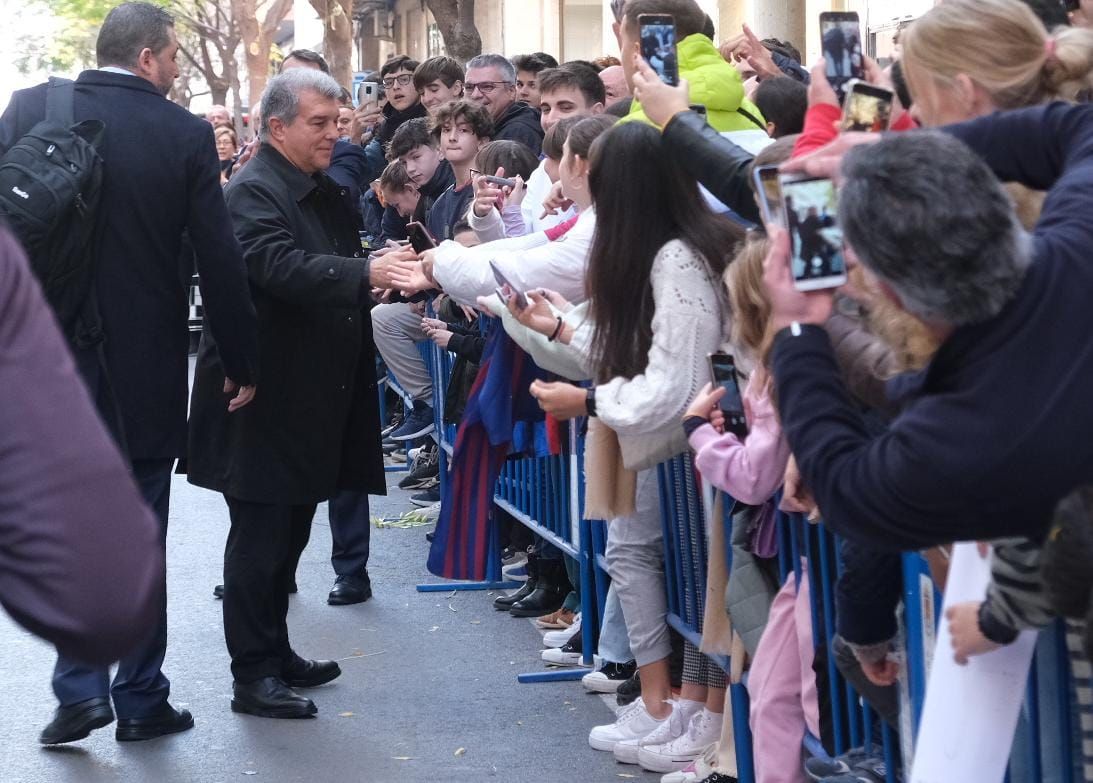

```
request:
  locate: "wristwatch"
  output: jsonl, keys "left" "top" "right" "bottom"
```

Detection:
{"left": 586, "top": 388, "right": 597, "bottom": 417}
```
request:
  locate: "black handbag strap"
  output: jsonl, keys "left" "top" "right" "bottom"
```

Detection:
{"left": 45, "top": 77, "right": 76, "bottom": 127}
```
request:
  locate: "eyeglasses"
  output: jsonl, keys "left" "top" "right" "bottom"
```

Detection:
{"left": 382, "top": 74, "right": 414, "bottom": 88}
{"left": 465, "top": 81, "right": 513, "bottom": 95}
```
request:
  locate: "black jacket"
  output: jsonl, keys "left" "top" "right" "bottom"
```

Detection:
{"left": 187, "top": 145, "right": 386, "bottom": 505}
{"left": 0, "top": 70, "right": 258, "bottom": 460}
{"left": 661, "top": 109, "right": 760, "bottom": 224}
{"left": 413, "top": 160, "right": 455, "bottom": 232}
{"left": 427, "top": 182, "right": 475, "bottom": 242}
{"left": 493, "top": 101, "right": 545, "bottom": 156}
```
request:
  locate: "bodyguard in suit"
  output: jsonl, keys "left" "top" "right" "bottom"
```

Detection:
{"left": 187, "top": 68, "right": 404, "bottom": 719}
{"left": 0, "top": 2, "right": 259, "bottom": 745}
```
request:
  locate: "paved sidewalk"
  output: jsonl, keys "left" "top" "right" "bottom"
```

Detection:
{"left": 0, "top": 472, "right": 659, "bottom": 783}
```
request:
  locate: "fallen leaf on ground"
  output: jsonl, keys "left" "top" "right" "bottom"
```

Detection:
{"left": 470, "top": 620, "right": 481, "bottom": 625}
{"left": 454, "top": 747, "right": 466, "bottom": 757}
{"left": 392, "top": 756, "right": 414, "bottom": 761}
{"left": 429, "top": 626, "right": 440, "bottom": 632}
{"left": 339, "top": 712, "right": 354, "bottom": 717}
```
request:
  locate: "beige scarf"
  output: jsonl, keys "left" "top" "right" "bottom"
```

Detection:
{"left": 583, "top": 418, "right": 637, "bottom": 520}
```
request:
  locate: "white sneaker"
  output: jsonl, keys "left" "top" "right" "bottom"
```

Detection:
{"left": 588, "top": 697, "right": 666, "bottom": 752}
{"left": 640, "top": 708, "right": 724, "bottom": 773}
{"left": 660, "top": 741, "right": 720, "bottom": 783}
{"left": 541, "top": 645, "right": 582, "bottom": 666}
{"left": 614, "top": 699, "right": 700, "bottom": 764}
{"left": 542, "top": 616, "right": 581, "bottom": 648}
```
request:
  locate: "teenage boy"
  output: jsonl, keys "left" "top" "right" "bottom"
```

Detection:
{"left": 414, "top": 56, "right": 465, "bottom": 114}
{"left": 376, "top": 161, "right": 420, "bottom": 243}
{"left": 522, "top": 62, "right": 606, "bottom": 234}
{"left": 373, "top": 117, "right": 454, "bottom": 442}
{"left": 388, "top": 117, "right": 454, "bottom": 233}
{"left": 428, "top": 100, "right": 494, "bottom": 242}
{"left": 511, "top": 52, "right": 559, "bottom": 108}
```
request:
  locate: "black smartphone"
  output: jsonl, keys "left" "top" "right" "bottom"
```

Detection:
{"left": 489, "top": 260, "right": 528, "bottom": 309}
{"left": 752, "top": 165, "right": 785, "bottom": 228}
{"left": 820, "top": 11, "right": 864, "bottom": 103}
{"left": 779, "top": 174, "right": 848, "bottom": 291}
{"left": 638, "top": 14, "right": 679, "bottom": 86}
{"left": 708, "top": 353, "right": 747, "bottom": 438}
{"left": 840, "top": 81, "right": 894, "bottom": 132}
{"left": 406, "top": 221, "right": 436, "bottom": 254}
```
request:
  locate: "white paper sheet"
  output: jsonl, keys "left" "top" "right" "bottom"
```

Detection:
{"left": 910, "top": 542, "right": 1038, "bottom": 783}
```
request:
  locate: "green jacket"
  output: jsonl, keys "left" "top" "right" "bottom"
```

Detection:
{"left": 623, "top": 33, "right": 765, "bottom": 133}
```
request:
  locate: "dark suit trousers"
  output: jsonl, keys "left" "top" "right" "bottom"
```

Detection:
{"left": 52, "top": 458, "right": 173, "bottom": 718}
{"left": 327, "top": 489, "right": 371, "bottom": 579}
{"left": 223, "top": 497, "right": 315, "bottom": 683}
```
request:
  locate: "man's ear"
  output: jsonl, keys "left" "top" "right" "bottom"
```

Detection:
{"left": 766, "top": 121, "right": 777, "bottom": 137}
{"left": 591, "top": 102, "right": 605, "bottom": 115}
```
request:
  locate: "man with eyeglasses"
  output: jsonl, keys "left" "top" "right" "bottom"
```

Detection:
{"left": 464, "top": 53, "right": 544, "bottom": 155}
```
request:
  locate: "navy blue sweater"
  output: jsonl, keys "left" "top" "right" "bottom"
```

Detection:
{"left": 773, "top": 103, "right": 1093, "bottom": 552}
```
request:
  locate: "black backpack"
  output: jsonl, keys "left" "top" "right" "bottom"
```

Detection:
{"left": 0, "top": 77, "right": 105, "bottom": 344}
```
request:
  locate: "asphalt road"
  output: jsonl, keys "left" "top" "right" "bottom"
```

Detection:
{"left": 0, "top": 471, "right": 661, "bottom": 783}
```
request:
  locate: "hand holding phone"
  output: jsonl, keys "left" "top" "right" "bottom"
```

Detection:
{"left": 752, "top": 165, "right": 785, "bottom": 229}
{"left": 638, "top": 14, "right": 680, "bottom": 86}
{"left": 708, "top": 353, "right": 748, "bottom": 438}
{"left": 489, "top": 260, "right": 528, "bottom": 309}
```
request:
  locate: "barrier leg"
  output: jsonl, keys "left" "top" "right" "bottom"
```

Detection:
{"left": 731, "top": 683, "right": 756, "bottom": 783}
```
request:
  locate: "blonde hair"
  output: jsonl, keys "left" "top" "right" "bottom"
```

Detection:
{"left": 724, "top": 233, "right": 773, "bottom": 370}
{"left": 902, "top": 0, "right": 1093, "bottom": 109}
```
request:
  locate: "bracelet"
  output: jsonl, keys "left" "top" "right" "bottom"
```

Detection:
{"left": 547, "top": 316, "right": 564, "bottom": 342}
{"left": 586, "top": 388, "right": 597, "bottom": 417}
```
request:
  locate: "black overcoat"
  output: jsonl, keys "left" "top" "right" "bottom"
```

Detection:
{"left": 0, "top": 71, "right": 258, "bottom": 459}
{"left": 187, "top": 145, "right": 385, "bottom": 505}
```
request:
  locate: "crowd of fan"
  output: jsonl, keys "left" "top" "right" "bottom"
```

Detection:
{"left": 208, "top": 0, "right": 1093, "bottom": 780}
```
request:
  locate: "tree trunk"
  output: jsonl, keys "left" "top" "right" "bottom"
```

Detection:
{"left": 308, "top": 0, "right": 354, "bottom": 89}
{"left": 425, "top": 0, "right": 482, "bottom": 62}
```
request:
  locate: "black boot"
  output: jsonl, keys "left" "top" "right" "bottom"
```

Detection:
{"left": 509, "top": 556, "right": 568, "bottom": 618}
{"left": 493, "top": 552, "right": 538, "bottom": 610}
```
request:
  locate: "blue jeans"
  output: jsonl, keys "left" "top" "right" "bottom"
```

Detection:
{"left": 52, "top": 458, "right": 173, "bottom": 718}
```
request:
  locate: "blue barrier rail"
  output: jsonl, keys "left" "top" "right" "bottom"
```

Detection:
{"left": 408, "top": 321, "right": 1080, "bottom": 778}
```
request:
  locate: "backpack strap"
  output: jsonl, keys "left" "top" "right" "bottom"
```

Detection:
{"left": 736, "top": 106, "right": 767, "bottom": 132}
{"left": 45, "top": 77, "right": 76, "bottom": 127}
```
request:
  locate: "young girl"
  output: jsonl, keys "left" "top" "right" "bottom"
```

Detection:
{"left": 506, "top": 120, "right": 743, "bottom": 770}
{"left": 682, "top": 234, "right": 820, "bottom": 783}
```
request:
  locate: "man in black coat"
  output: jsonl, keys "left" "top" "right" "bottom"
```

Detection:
{"left": 187, "top": 67, "right": 407, "bottom": 719}
{"left": 0, "top": 2, "right": 259, "bottom": 746}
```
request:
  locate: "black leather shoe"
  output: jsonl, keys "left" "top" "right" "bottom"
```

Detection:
{"left": 116, "top": 703, "right": 194, "bottom": 742}
{"left": 509, "top": 584, "right": 567, "bottom": 617}
{"left": 231, "top": 677, "right": 317, "bottom": 719}
{"left": 213, "top": 583, "right": 224, "bottom": 599}
{"left": 283, "top": 658, "right": 341, "bottom": 688}
{"left": 39, "top": 697, "right": 114, "bottom": 745}
{"left": 327, "top": 575, "right": 372, "bottom": 605}
{"left": 493, "top": 577, "right": 537, "bottom": 610}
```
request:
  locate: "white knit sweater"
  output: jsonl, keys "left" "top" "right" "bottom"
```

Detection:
{"left": 568, "top": 238, "right": 729, "bottom": 470}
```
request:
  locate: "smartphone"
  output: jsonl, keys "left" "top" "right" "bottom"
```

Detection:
{"left": 638, "top": 14, "right": 679, "bottom": 86}
{"left": 482, "top": 174, "right": 517, "bottom": 189}
{"left": 820, "top": 11, "right": 864, "bottom": 103}
{"left": 752, "top": 165, "right": 785, "bottom": 228}
{"left": 406, "top": 221, "right": 436, "bottom": 254}
{"left": 840, "top": 81, "right": 894, "bottom": 132}
{"left": 779, "top": 173, "right": 847, "bottom": 291}
{"left": 489, "top": 260, "right": 528, "bottom": 309}
{"left": 356, "top": 81, "right": 380, "bottom": 110}
{"left": 708, "top": 353, "right": 747, "bottom": 439}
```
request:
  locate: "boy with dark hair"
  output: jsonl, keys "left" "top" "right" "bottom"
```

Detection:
{"left": 377, "top": 161, "right": 420, "bottom": 242}
{"left": 511, "top": 52, "right": 559, "bottom": 106}
{"left": 413, "top": 56, "right": 465, "bottom": 114}
{"left": 753, "top": 76, "right": 807, "bottom": 138}
{"left": 428, "top": 100, "right": 493, "bottom": 241}
{"left": 537, "top": 63, "right": 607, "bottom": 130}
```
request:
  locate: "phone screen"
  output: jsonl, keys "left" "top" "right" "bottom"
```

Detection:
{"left": 754, "top": 166, "right": 785, "bottom": 228}
{"left": 820, "top": 13, "right": 864, "bottom": 102}
{"left": 709, "top": 353, "right": 747, "bottom": 438}
{"left": 780, "top": 175, "right": 847, "bottom": 291}
{"left": 407, "top": 222, "right": 436, "bottom": 254}
{"left": 489, "top": 260, "right": 528, "bottom": 309}
{"left": 841, "top": 83, "right": 893, "bottom": 132}
{"left": 639, "top": 15, "right": 679, "bottom": 86}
